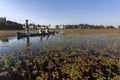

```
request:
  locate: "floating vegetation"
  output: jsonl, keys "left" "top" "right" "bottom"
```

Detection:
{"left": 0, "top": 45, "right": 120, "bottom": 80}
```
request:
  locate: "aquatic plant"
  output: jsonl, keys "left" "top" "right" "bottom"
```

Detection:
{"left": 1, "top": 29, "right": 120, "bottom": 80}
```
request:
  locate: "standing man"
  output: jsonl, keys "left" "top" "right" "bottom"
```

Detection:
{"left": 25, "top": 19, "right": 29, "bottom": 34}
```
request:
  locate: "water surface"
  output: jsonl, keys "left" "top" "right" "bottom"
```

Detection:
{"left": 0, "top": 32, "right": 120, "bottom": 55}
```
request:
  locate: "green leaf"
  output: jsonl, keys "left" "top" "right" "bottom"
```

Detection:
{"left": 36, "top": 76, "right": 43, "bottom": 80}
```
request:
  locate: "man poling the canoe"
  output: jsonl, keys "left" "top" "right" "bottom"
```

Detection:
{"left": 25, "top": 19, "right": 29, "bottom": 34}
{"left": 17, "top": 20, "right": 55, "bottom": 39}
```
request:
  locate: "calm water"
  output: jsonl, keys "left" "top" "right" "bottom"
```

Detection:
{"left": 1, "top": 32, "right": 120, "bottom": 55}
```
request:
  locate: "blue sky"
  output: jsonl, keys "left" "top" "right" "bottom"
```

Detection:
{"left": 0, "top": 0, "right": 120, "bottom": 26}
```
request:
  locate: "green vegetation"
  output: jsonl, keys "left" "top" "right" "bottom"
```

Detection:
{"left": 0, "top": 29, "right": 120, "bottom": 80}
{"left": 61, "top": 24, "right": 116, "bottom": 29}
{"left": 0, "top": 42, "right": 120, "bottom": 80}
{"left": 0, "top": 17, "right": 23, "bottom": 30}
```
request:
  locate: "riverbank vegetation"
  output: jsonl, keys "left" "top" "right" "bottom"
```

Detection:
{"left": 62, "top": 24, "right": 117, "bottom": 29}
{"left": 0, "top": 17, "right": 23, "bottom": 30}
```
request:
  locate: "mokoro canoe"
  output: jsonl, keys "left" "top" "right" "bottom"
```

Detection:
{"left": 17, "top": 31, "right": 55, "bottom": 39}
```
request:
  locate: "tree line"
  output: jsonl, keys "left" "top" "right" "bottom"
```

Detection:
{"left": 0, "top": 17, "right": 120, "bottom": 30}
{"left": 56, "top": 24, "right": 118, "bottom": 29}
{"left": 0, "top": 17, "right": 23, "bottom": 30}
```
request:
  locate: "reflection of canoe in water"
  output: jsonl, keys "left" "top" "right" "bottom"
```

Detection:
{"left": 17, "top": 31, "right": 55, "bottom": 40}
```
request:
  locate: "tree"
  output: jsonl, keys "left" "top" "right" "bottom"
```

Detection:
{"left": 106, "top": 25, "right": 115, "bottom": 29}
{"left": 55, "top": 25, "right": 59, "bottom": 29}
{"left": 0, "top": 17, "right": 23, "bottom": 30}
{"left": 118, "top": 25, "right": 120, "bottom": 29}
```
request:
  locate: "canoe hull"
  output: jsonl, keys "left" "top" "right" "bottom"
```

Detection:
{"left": 17, "top": 31, "right": 55, "bottom": 39}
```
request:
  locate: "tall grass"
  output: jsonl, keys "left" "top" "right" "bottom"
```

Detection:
{"left": 63, "top": 29, "right": 120, "bottom": 35}
{"left": 0, "top": 30, "right": 18, "bottom": 38}
{"left": 0, "top": 29, "right": 39, "bottom": 39}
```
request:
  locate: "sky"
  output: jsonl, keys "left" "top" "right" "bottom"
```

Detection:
{"left": 0, "top": 0, "right": 120, "bottom": 26}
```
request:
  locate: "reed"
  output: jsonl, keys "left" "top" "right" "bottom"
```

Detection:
{"left": 0, "top": 29, "right": 39, "bottom": 39}
{"left": 0, "top": 30, "right": 19, "bottom": 39}
{"left": 63, "top": 29, "right": 120, "bottom": 35}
